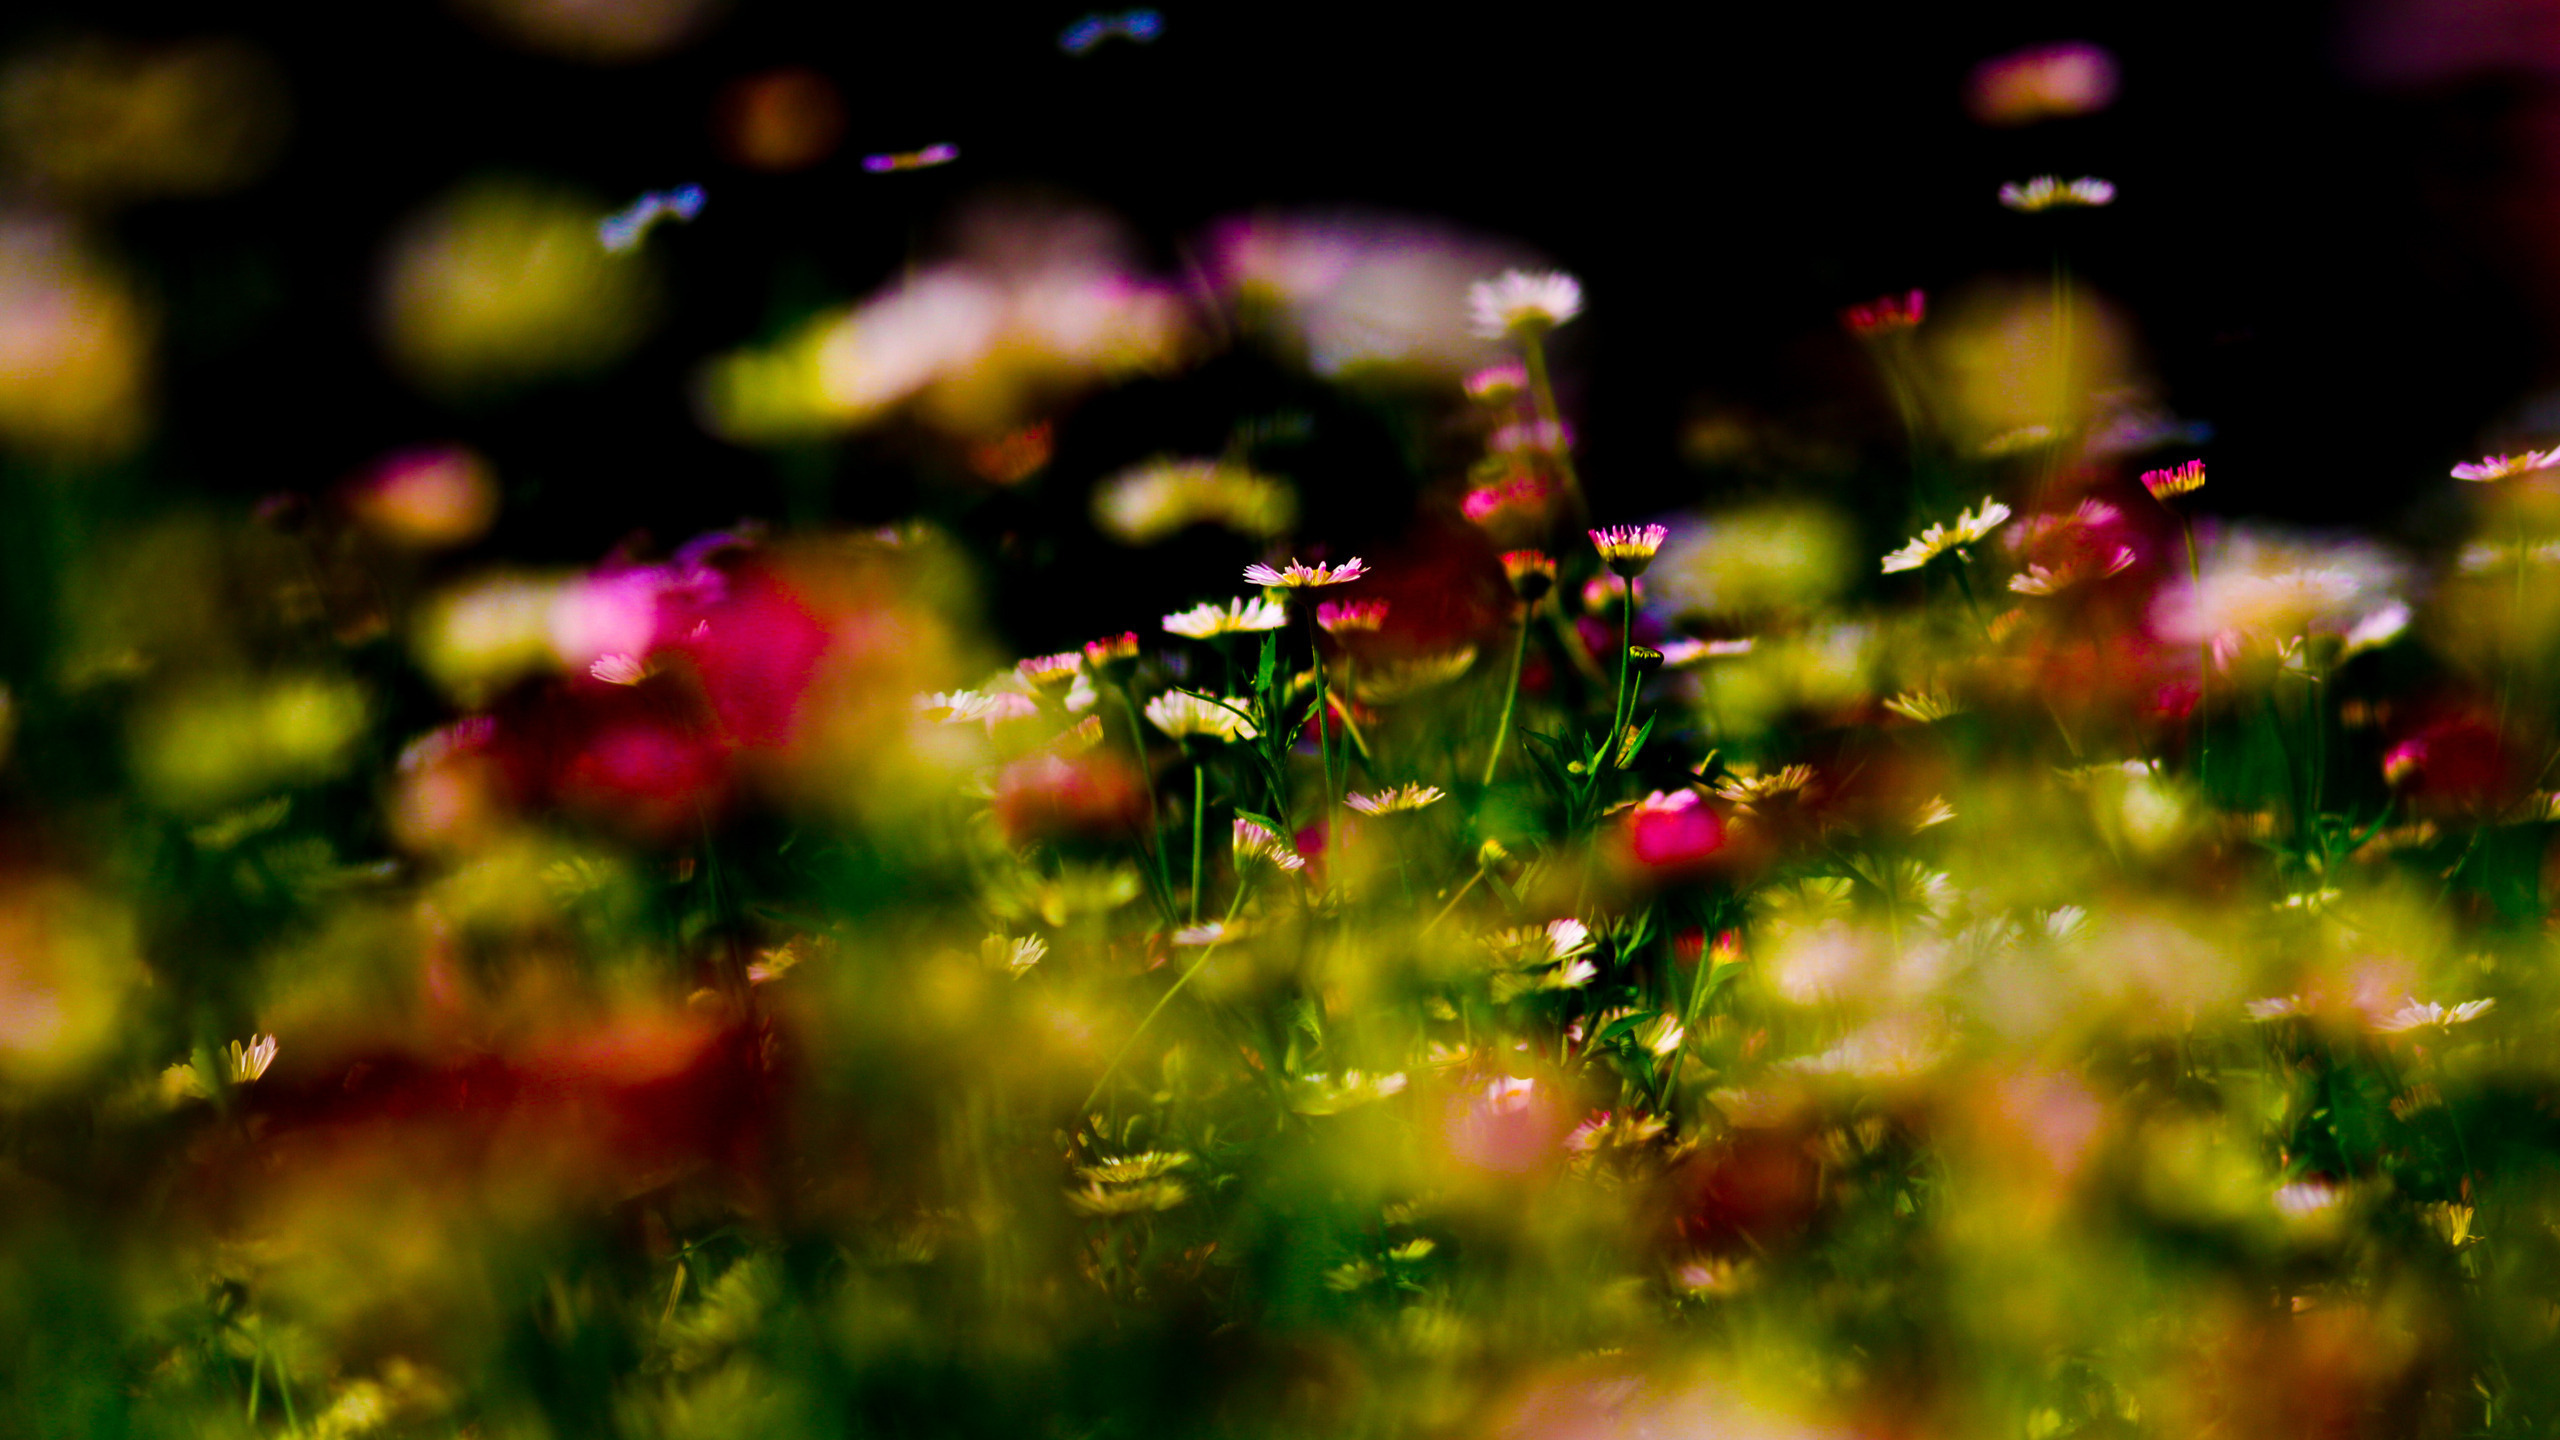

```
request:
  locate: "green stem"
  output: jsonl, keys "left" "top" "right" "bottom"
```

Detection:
{"left": 1519, "top": 327, "right": 1588, "bottom": 524}
{"left": 1605, "top": 574, "right": 1634, "bottom": 765}
{"left": 1115, "top": 681, "right": 1177, "bottom": 922}
{"left": 1333, "top": 656, "right": 1374, "bottom": 772}
{"left": 1481, "top": 605, "right": 1533, "bottom": 786}
{"left": 1660, "top": 941, "right": 1722, "bottom": 1111}
{"left": 1304, "top": 608, "right": 1338, "bottom": 863}
{"left": 1424, "top": 867, "right": 1487, "bottom": 933}
{"left": 1081, "top": 880, "right": 1252, "bottom": 1114}
{"left": 1189, "top": 761, "right": 1206, "bottom": 924}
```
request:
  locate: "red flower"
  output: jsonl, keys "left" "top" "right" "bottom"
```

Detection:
{"left": 2382, "top": 713, "right": 2510, "bottom": 808}
{"left": 992, "top": 752, "right": 1146, "bottom": 846}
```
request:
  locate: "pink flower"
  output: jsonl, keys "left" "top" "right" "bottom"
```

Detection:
{"left": 1446, "top": 1076, "right": 1571, "bottom": 1174}
{"left": 1316, "top": 599, "right": 1389, "bottom": 633}
{"left": 2140, "top": 459, "right": 2206, "bottom": 502}
{"left": 1841, "top": 289, "right": 1925, "bottom": 337}
{"left": 1588, "top": 523, "right": 1670, "bottom": 578}
{"left": 1622, "top": 790, "right": 1727, "bottom": 871}
{"left": 992, "top": 752, "right": 1145, "bottom": 846}
{"left": 2451, "top": 448, "right": 2560, "bottom": 482}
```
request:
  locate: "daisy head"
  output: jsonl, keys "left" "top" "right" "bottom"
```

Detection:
{"left": 1589, "top": 523, "right": 1671, "bottom": 578}
{"left": 1487, "top": 917, "right": 1596, "bottom": 966}
{"left": 2451, "top": 447, "right": 2560, "bottom": 483}
{"left": 1501, "top": 548, "right": 1557, "bottom": 602}
{"left": 2140, "top": 458, "right": 2207, "bottom": 503}
{"left": 1462, "top": 476, "right": 1553, "bottom": 528}
{"left": 1232, "top": 817, "right": 1306, "bottom": 872}
{"left": 2155, "top": 526, "right": 2404, "bottom": 666}
{"left": 919, "top": 689, "right": 1040, "bottom": 728}
{"left": 1582, "top": 575, "right": 1644, "bottom": 616}
{"left": 1346, "top": 783, "right": 1446, "bottom": 816}
{"left": 1017, "top": 651, "right": 1083, "bottom": 691}
{"left": 1880, "top": 499, "right": 2012, "bottom": 574}
{"left": 1244, "top": 557, "right": 1369, "bottom": 588}
{"left": 1841, "top": 289, "right": 1925, "bottom": 337}
{"left": 1998, "top": 175, "right": 2116, "bottom": 212}
{"left": 1465, "top": 361, "right": 1528, "bottom": 403}
{"left": 1082, "top": 630, "right": 1141, "bottom": 670}
{"left": 1316, "top": 599, "right": 1390, "bottom": 634}
{"left": 1144, "top": 690, "right": 1258, "bottom": 743}
{"left": 1467, "top": 269, "right": 1584, "bottom": 339}
{"left": 1164, "top": 596, "right": 1287, "bottom": 639}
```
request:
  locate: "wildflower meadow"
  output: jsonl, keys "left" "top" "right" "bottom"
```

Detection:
{"left": 7, "top": 9, "right": 2560, "bottom": 1440}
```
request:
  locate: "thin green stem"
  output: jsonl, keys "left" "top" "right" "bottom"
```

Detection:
{"left": 1519, "top": 327, "right": 1588, "bottom": 524}
{"left": 1605, "top": 574, "right": 1634, "bottom": 765}
{"left": 1081, "top": 880, "right": 1252, "bottom": 1114}
{"left": 1189, "top": 761, "right": 1206, "bottom": 924}
{"left": 1424, "top": 867, "right": 1487, "bottom": 933}
{"left": 1303, "top": 608, "right": 1338, "bottom": 863}
{"left": 1482, "top": 605, "right": 1534, "bottom": 786}
{"left": 1115, "top": 680, "right": 1176, "bottom": 921}
{"left": 1333, "top": 655, "right": 1374, "bottom": 773}
{"left": 1660, "top": 944, "right": 1722, "bottom": 1112}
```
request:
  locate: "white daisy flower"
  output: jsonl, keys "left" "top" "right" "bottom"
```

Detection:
{"left": 1466, "top": 269, "right": 1584, "bottom": 337}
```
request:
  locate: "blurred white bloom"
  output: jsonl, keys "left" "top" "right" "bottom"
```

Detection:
{"left": 1210, "top": 212, "right": 1539, "bottom": 374}
{"left": 1467, "top": 269, "right": 1583, "bottom": 337}
{"left": 705, "top": 204, "right": 1189, "bottom": 438}
{"left": 1657, "top": 637, "right": 1756, "bottom": 666}
{"left": 2459, "top": 538, "right": 2560, "bottom": 574}
{"left": 2273, "top": 1179, "right": 2344, "bottom": 1218}
{"left": 1998, "top": 175, "right": 2116, "bottom": 211}
{"left": 919, "top": 690, "right": 1038, "bottom": 728}
{"left": 1164, "top": 596, "right": 1287, "bottom": 638}
{"left": 1094, "top": 459, "right": 1297, "bottom": 544}
{"left": 1784, "top": 1017, "right": 1946, "bottom": 1080}
{"left": 2341, "top": 601, "right": 2410, "bottom": 657}
{"left": 2371, "top": 998, "right": 2495, "bottom": 1033}
{"left": 2154, "top": 527, "right": 2404, "bottom": 665}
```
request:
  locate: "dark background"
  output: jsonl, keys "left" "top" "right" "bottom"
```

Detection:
{"left": 12, "top": 0, "right": 2554, "bottom": 631}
